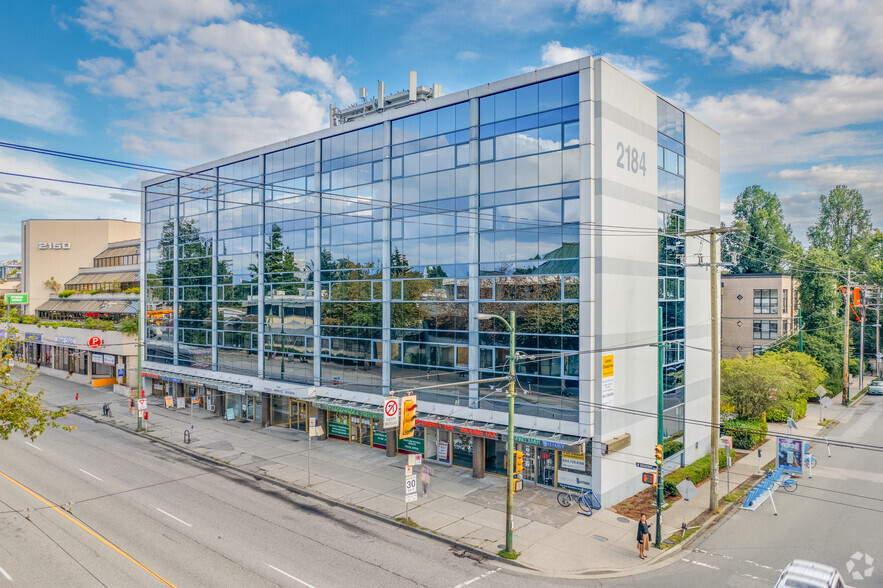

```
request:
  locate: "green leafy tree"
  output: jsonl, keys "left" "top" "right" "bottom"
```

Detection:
{"left": 807, "top": 185, "right": 873, "bottom": 258}
{"left": 722, "top": 186, "right": 801, "bottom": 274}
{"left": 721, "top": 353, "right": 800, "bottom": 418}
{"left": 0, "top": 331, "right": 73, "bottom": 440}
{"left": 762, "top": 351, "right": 827, "bottom": 399}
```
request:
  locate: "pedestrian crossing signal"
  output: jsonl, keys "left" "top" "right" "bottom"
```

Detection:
{"left": 642, "top": 472, "right": 657, "bottom": 486}
{"left": 513, "top": 450, "right": 524, "bottom": 474}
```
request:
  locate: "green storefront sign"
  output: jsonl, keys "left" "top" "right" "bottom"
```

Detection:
{"left": 328, "top": 421, "right": 349, "bottom": 438}
{"left": 398, "top": 437, "right": 424, "bottom": 454}
{"left": 324, "top": 405, "right": 380, "bottom": 419}
{"left": 4, "top": 293, "right": 28, "bottom": 305}
{"left": 373, "top": 430, "right": 387, "bottom": 447}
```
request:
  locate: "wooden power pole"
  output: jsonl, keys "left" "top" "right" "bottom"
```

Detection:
{"left": 681, "top": 225, "right": 743, "bottom": 511}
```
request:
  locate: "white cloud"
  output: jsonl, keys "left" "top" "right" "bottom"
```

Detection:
{"left": 77, "top": 0, "right": 244, "bottom": 49}
{"left": 540, "top": 41, "right": 591, "bottom": 67}
{"left": 771, "top": 164, "right": 883, "bottom": 218}
{"left": 0, "top": 78, "right": 78, "bottom": 133}
{"left": 602, "top": 53, "right": 664, "bottom": 83}
{"left": 576, "top": 0, "right": 680, "bottom": 32}
{"left": 670, "top": 21, "right": 725, "bottom": 57}
{"left": 418, "top": 0, "right": 577, "bottom": 33}
{"left": 724, "top": 0, "right": 883, "bottom": 74}
{"left": 69, "top": 17, "right": 355, "bottom": 164}
{"left": 689, "top": 75, "right": 883, "bottom": 171}
{"left": 456, "top": 51, "right": 481, "bottom": 61}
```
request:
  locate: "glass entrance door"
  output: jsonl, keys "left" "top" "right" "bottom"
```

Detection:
{"left": 289, "top": 399, "right": 308, "bottom": 431}
{"left": 349, "top": 416, "right": 372, "bottom": 445}
{"left": 536, "top": 448, "right": 556, "bottom": 487}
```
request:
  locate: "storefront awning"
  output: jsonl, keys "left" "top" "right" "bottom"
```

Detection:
{"left": 510, "top": 429, "right": 588, "bottom": 454}
{"left": 415, "top": 416, "right": 509, "bottom": 440}
{"left": 37, "top": 298, "right": 136, "bottom": 314}
{"left": 140, "top": 368, "right": 255, "bottom": 395}
{"left": 416, "top": 416, "right": 587, "bottom": 451}
{"left": 66, "top": 271, "right": 139, "bottom": 286}
{"left": 312, "top": 399, "right": 383, "bottom": 420}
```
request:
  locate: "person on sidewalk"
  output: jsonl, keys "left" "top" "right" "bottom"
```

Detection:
{"left": 637, "top": 513, "right": 651, "bottom": 559}
{"left": 420, "top": 463, "right": 433, "bottom": 497}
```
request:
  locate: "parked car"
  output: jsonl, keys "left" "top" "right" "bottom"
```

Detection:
{"left": 774, "top": 559, "right": 847, "bottom": 588}
{"left": 868, "top": 379, "right": 883, "bottom": 396}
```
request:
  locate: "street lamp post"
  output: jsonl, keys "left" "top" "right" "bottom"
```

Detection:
{"left": 475, "top": 311, "right": 516, "bottom": 556}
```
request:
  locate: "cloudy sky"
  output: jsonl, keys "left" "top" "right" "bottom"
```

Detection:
{"left": 1, "top": 0, "right": 881, "bottom": 261}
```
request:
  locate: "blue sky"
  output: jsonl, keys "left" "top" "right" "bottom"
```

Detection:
{"left": 1, "top": 0, "right": 881, "bottom": 261}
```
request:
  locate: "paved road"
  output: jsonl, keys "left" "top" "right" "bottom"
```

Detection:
{"left": 601, "top": 394, "right": 883, "bottom": 588}
{"left": 0, "top": 412, "right": 565, "bottom": 588}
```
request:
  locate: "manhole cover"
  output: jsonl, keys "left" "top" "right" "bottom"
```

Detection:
{"left": 664, "top": 539, "right": 675, "bottom": 545}
{"left": 592, "top": 535, "right": 608, "bottom": 542}
{"left": 617, "top": 516, "right": 631, "bottom": 523}
{"left": 497, "top": 544, "right": 505, "bottom": 550}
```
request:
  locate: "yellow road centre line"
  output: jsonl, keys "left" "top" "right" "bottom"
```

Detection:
{"left": 0, "top": 469, "right": 175, "bottom": 587}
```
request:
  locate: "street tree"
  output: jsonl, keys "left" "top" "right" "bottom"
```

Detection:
{"left": 0, "top": 331, "right": 72, "bottom": 441}
{"left": 724, "top": 185, "right": 801, "bottom": 274}
{"left": 807, "top": 185, "right": 873, "bottom": 258}
{"left": 721, "top": 353, "right": 800, "bottom": 418}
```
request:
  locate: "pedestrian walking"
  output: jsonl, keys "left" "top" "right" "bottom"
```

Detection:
{"left": 420, "top": 463, "right": 433, "bottom": 497}
{"left": 637, "top": 513, "right": 651, "bottom": 559}
{"left": 129, "top": 396, "right": 135, "bottom": 415}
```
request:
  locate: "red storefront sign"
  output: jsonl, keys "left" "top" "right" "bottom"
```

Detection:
{"left": 416, "top": 419, "right": 498, "bottom": 439}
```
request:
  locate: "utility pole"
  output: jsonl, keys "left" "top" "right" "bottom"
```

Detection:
{"left": 859, "top": 287, "right": 865, "bottom": 391}
{"left": 681, "top": 224, "right": 744, "bottom": 512}
{"left": 655, "top": 306, "right": 664, "bottom": 548}
{"left": 876, "top": 288, "right": 881, "bottom": 378}
{"left": 843, "top": 270, "right": 851, "bottom": 406}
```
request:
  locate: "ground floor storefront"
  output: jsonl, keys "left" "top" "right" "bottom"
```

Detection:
{"left": 139, "top": 370, "right": 591, "bottom": 491}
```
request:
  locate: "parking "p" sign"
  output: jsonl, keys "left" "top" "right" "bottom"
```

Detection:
{"left": 88, "top": 336, "right": 102, "bottom": 349}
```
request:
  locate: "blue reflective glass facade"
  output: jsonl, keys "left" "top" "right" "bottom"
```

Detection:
{"left": 657, "top": 98, "right": 686, "bottom": 458}
{"left": 144, "top": 73, "right": 582, "bottom": 421}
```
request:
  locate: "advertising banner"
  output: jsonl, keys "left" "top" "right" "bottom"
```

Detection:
{"left": 776, "top": 437, "right": 808, "bottom": 475}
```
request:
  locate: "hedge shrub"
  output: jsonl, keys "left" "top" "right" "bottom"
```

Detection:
{"left": 663, "top": 448, "right": 735, "bottom": 497}
{"left": 766, "top": 397, "right": 808, "bottom": 422}
{"left": 57, "top": 289, "right": 76, "bottom": 298}
{"left": 723, "top": 417, "right": 767, "bottom": 449}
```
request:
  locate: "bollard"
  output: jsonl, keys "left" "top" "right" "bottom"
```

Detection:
{"left": 184, "top": 430, "right": 191, "bottom": 444}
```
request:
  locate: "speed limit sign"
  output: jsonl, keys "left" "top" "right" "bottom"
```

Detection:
{"left": 405, "top": 474, "right": 417, "bottom": 495}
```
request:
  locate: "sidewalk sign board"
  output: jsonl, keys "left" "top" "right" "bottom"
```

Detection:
{"left": 776, "top": 437, "right": 808, "bottom": 475}
{"left": 676, "top": 479, "right": 699, "bottom": 501}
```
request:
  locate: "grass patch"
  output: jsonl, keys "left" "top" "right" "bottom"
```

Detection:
{"left": 725, "top": 487, "right": 749, "bottom": 503}
{"left": 662, "top": 526, "right": 699, "bottom": 549}
{"left": 818, "top": 418, "right": 837, "bottom": 428}
{"left": 396, "top": 517, "right": 418, "bottom": 528}
{"left": 498, "top": 550, "right": 520, "bottom": 560}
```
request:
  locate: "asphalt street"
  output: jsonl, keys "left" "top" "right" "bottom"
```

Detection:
{"left": 601, "top": 394, "right": 883, "bottom": 588}
{"left": 0, "top": 412, "right": 546, "bottom": 588}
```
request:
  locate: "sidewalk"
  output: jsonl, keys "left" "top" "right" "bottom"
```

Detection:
{"left": 29, "top": 373, "right": 862, "bottom": 578}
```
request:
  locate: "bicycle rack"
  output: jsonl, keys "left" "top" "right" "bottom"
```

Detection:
{"left": 184, "top": 430, "right": 191, "bottom": 444}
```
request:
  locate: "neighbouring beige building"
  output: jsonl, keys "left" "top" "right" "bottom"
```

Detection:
{"left": 20, "top": 219, "right": 140, "bottom": 315}
{"left": 721, "top": 274, "right": 799, "bottom": 358}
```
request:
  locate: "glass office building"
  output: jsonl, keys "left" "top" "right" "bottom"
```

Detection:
{"left": 141, "top": 58, "right": 719, "bottom": 503}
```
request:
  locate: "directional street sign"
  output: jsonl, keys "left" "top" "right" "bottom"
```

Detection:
{"left": 383, "top": 397, "right": 400, "bottom": 429}
{"left": 636, "top": 462, "right": 657, "bottom": 470}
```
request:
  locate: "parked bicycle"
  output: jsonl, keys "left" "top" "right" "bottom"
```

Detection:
{"left": 557, "top": 487, "right": 601, "bottom": 514}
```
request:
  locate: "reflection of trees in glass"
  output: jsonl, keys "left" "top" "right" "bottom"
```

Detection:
{"left": 249, "top": 224, "right": 305, "bottom": 295}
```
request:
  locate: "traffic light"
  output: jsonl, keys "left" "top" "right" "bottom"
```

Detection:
{"left": 654, "top": 444, "right": 663, "bottom": 466}
{"left": 642, "top": 472, "right": 657, "bottom": 486}
{"left": 513, "top": 450, "right": 524, "bottom": 474}
{"left": 400, "top": 395, "right": 417, "bottom": 439}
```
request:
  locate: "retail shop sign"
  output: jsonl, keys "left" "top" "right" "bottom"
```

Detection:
{"left": 416, "top": 419, "right": 498, "bottom": 440}
{"left": 557, "top": 470, "right": 592, "bottom": 491}
{"left": 560, "top": 452, "right": 585, "bottom": 471}
{"left": 328, "top": 421, "right": 349, "bottom": 438}
{"left": 329, "top": 405, "right": 380, "bottom": 419}
{"left": 55, "top": 336, "right": 76, "bottom": 346}
{"left": 512, "top": 435, "right": 580, "bottom": 452}
{"left": 397, "top": 437, "right": 424, "bottom": 454}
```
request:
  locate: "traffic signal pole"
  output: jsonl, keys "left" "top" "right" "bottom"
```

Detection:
{"left": 656, "top": 307, "right": 663, "bottom": 548}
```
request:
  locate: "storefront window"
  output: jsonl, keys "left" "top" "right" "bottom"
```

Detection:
{"left": 452, "top": 434, "right": 474, "bottom": 468}
{"left": 328, "top": 412, "right": 350, "bottom": 439}
{"left": 485, "top": 439, "right": 507, "bottom": 475}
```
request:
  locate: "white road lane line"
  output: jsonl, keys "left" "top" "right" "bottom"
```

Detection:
{"left": 155, "top": 508, "right": 192, "bottom": 527}
{"left": 267, "top": 564, "right": 317, "bottom": 588}
{"left": 79, "top": 469, "right": 103, "bottom": 482}
{"left": 454, "top": 567, "right": 501, "bottom": 588}
{"left": 681, "top": 558, "right": 719, "bottom": 570}
{"left": 24, "top": 442, "right": 42, "bottom": 451}
{"left": 0, "top": 564, "right": 11, "bottom": 581}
